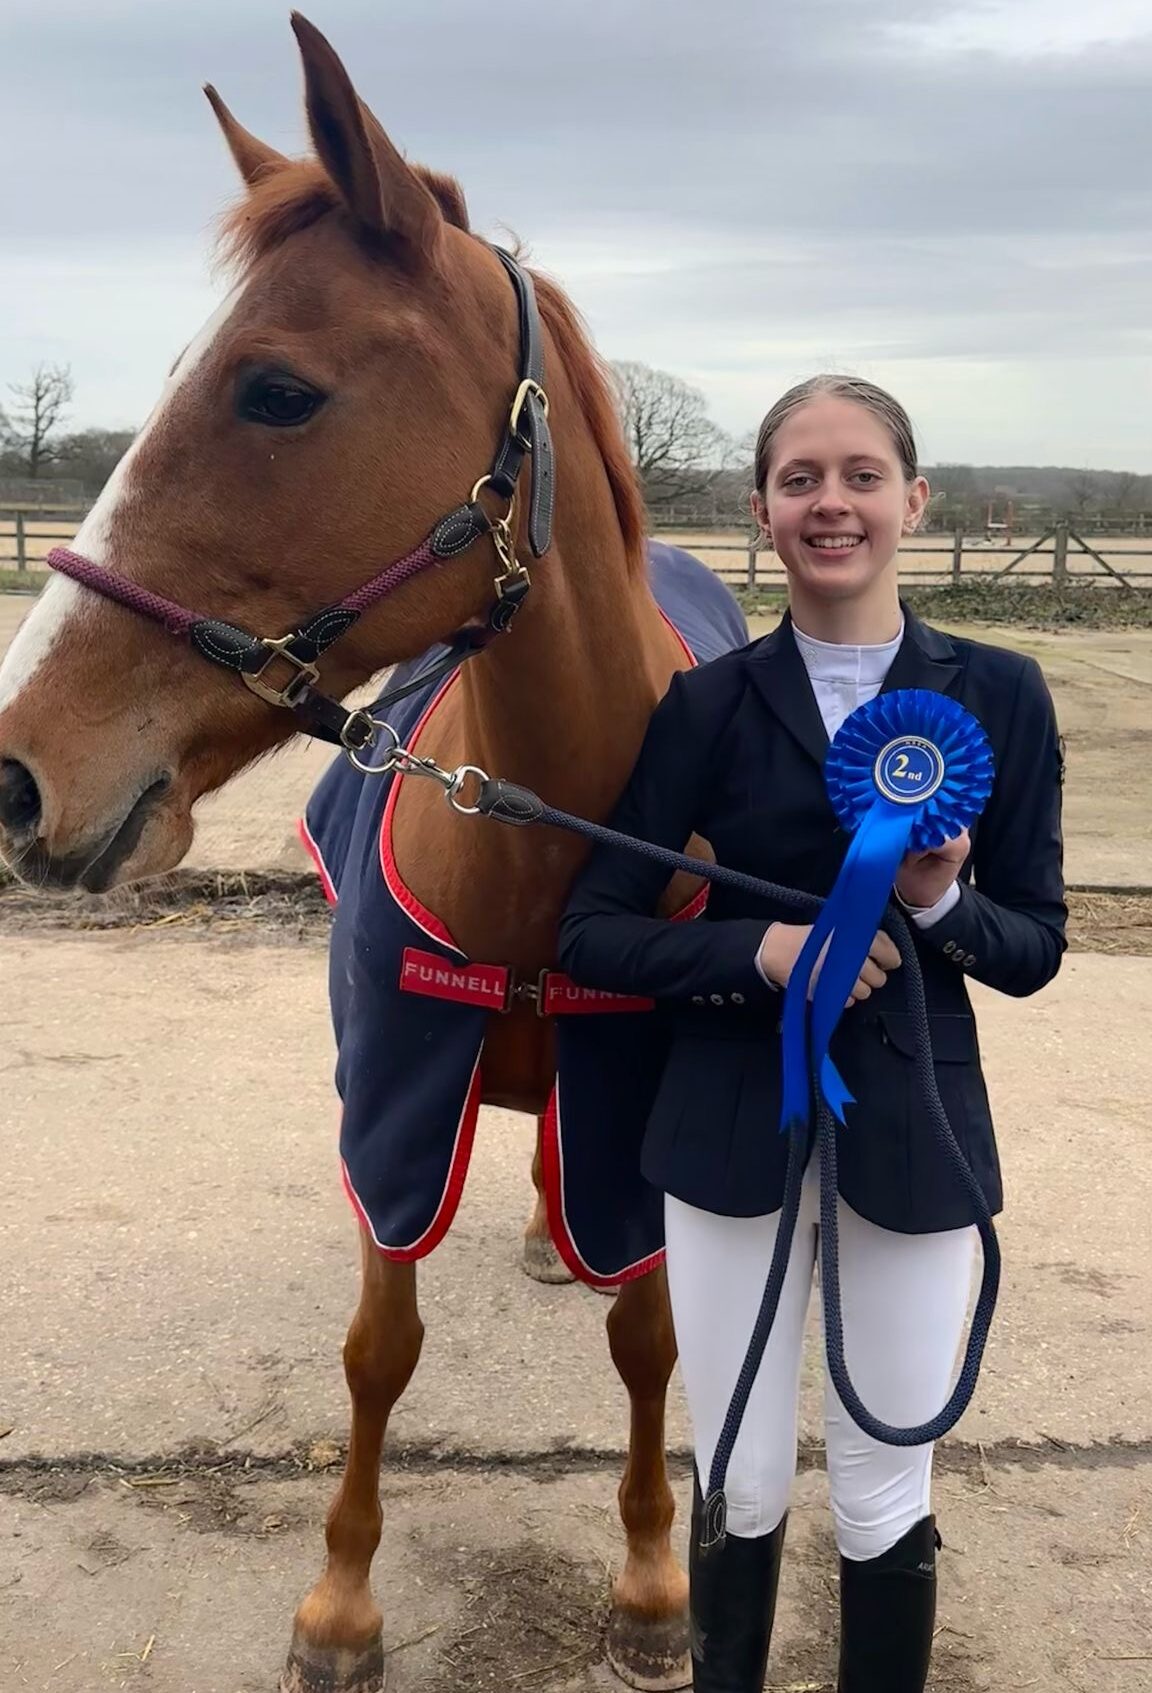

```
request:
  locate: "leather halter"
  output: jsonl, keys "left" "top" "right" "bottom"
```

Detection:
{"left": 47, "top": 248, "right": 555, "bottom": 759}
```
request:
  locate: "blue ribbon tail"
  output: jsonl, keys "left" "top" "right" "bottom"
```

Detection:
{"left": 819, "top": 1058, "right": 855, "bottom": 1123}
{"left": 779, "top": 917, "right": 824, "bottom": 1134}
{"left": 777, "top": 820, "right": 874, "bottom": 1135}
{"left": 809, "top": 799, "right": 917, "bottom": 1125}
{"left": 778, "top": 892, "right": 839, "bottom": 1135}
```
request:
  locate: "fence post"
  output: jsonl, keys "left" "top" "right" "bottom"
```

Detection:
{"left": 14, "top": 511, "right": 26, "bottom": 573}
{"left": 952, "top": 524, "right": 963, "bottom": 584}
{"left": 746, "top": 544, "right": 757, "bottom": 589}
{"left": 1053, "top": 521, "right": 1069, "bottom": 586}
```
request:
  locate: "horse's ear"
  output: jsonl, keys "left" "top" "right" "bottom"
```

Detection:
{"left": 290, "top": 12, "right": 442, "bottom": 258}
{"left": 203, "top": 86, "right": 289, "bottom": 186}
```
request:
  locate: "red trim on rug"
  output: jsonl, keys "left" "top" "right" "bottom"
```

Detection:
{"left": 677, "top": 884, "right": 709, "bottom": 923}
{"left": 540, "top": 1083, "right": 664, "bottom": 1290}
{"left": 297, "top": 815, "right": 338, "bottom": 907}
{"left": 378, "top": 672, "right": 466, "bottom": 957}
{"left": 659, "top": 606, "right": 698, "bottom": 668}
{"left": 342, "top": 1052, "right": 484, "bottom": 1262}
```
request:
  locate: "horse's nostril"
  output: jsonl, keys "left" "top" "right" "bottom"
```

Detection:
{"left": 0, "top": 759, "right": 43, "bottom": 834}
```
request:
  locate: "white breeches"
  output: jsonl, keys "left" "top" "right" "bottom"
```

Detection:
{"left": 664, "top": 1155, "right": 976, "bottom": 1561}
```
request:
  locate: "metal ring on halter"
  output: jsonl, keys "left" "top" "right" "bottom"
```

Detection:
{"left": 448, "top": 765, "right": 491, "bottom": 814}
{"left": 470, "top": 473, "right": 509, "bottom": 508}
{"left": 470, "top": 474, "right": 517, "bottom": 530}
{"left": 341, "top": 715, "right": 401, "bottom": 775}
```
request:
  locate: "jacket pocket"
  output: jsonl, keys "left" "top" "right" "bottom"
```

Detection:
{"left": 879, "top": 1010, "right": 979, "bottom": 1065}
{"left": 875, "top": 1009, "right": 999, "bottom": 1218}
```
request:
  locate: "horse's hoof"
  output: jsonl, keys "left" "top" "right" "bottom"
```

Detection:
{"left": 521, "top": 1232, "right": 576, "bottom": 1284}
{"left": 280, "top": 1635, "right": 386, "bottom": 1693}
{"left": 605, "top": 1606, "right": 692, "bottom": 1691}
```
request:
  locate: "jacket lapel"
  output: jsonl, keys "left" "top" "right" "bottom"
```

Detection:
{"left": 880, "top": 603, "right": 963, "bottom": 699}
{"left": 745, "top": 611, "right": 830, "bottom": 770}
{"left": 745, "top": 603, "right": 963, "bottom": 773}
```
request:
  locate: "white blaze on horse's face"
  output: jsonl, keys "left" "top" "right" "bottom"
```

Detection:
{"left": 0, "top": 574, "right": 86, "bottom": 718}
{"left": 0, "top": 287, "right": 245, "bottom": 718}
{"left": 0, "top": 284, "right": 257, "bottom": 890}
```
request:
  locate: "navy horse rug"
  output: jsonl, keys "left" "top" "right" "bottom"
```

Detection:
{"left": 300, "top": 541, "right": 748, "bottom": 1286}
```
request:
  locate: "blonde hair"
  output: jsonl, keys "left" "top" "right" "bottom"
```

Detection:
{"left": 754, "top": 375, "right": 919, "bottom": 492}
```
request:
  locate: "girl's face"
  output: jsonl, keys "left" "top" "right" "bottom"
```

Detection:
{"left": 752, "top": 395, "right": 929, "bottom": 605}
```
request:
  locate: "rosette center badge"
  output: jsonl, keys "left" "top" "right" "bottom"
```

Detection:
{"left": 873, "top": 736, "right": 946, "bottom": 806}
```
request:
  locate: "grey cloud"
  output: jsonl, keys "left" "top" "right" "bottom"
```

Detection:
{"left": 9, "top": 1, "right": 1147, "bottom": 248}
{"left": 2, "top": 1, "right": 1148, "bottom": 466}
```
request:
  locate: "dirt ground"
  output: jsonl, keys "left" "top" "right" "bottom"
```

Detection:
{"left": 0, "top": 940, "right": 1149, "bottom": 1693}
{"left": 0, "top": 591, "right": 1150, "bottom": 1691}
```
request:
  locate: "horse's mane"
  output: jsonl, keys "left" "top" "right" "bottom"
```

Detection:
{"left": 527, "top": 268, "right": 647, "bottom": 570}
{"left": 216, "top": 160, "right": 647, "bottom": 574}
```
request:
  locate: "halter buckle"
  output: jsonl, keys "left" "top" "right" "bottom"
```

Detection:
{"left": 242, "top": 634, "right": 321, "bottom": 709}
{"left": 508, "top": 379, "right": 549, "bottom": 449}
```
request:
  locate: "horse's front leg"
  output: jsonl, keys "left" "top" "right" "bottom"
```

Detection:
{"left": 606, "top": 1267, "right": 691, "bottom": 1691}
{"left": 282, "top": 1237, "right": 424, "bottom": 1693}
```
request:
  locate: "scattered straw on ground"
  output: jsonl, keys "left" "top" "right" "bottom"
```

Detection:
{"left": 1, "top": 874, "right": 1149, "bottom": 955}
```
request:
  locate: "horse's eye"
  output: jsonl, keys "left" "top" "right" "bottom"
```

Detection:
{"left": 238, "top": 373, "right": 324, "bottom": 428}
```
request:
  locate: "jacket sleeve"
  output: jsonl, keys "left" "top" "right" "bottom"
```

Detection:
{"left": 914, "top": 656, "right": 1067, "bottom": 997}
{"left": 557, "top": 669, "right": 786, "bottom": 1004}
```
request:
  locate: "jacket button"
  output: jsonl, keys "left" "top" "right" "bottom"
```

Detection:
{"left": 731, "top": 992, "right": 745, "bottom": 1005}
{"left": 692, "top": 995, "right": 705, "bottom": 1006}
{"left": 710, "top": 993, "right": 724, "bottom": 1006}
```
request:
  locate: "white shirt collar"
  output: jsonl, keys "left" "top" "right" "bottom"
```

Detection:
{"left": 792, "top": 617, "right": 905, "bottom": 687}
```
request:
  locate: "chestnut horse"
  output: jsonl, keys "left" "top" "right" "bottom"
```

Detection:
{"left": 0, "top": 17, "right": 742, "bottom": 1693}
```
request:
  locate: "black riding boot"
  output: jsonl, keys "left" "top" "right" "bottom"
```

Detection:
{"left": 837, "top": 1515, "right": 940, "bottom": 1692}
{"left": 688, "top": 1480, "right": 787, "bottom": 1691}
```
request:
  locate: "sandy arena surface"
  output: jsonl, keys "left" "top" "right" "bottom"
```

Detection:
{"left": 0, "top": 587, "right": 1149, "bottom": 1691}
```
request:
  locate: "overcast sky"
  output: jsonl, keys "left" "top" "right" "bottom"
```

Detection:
{"left": 2, "top": 0, "right": 1149, "bottom": 470}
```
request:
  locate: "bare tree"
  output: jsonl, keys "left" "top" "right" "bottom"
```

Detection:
{"left": 611, "top": 361, "right": 734, "bottom": 516}
{"left": 1062, "top": 469, "right": 1104, "bottom": 518}
{"left": 1112, "top": 471, "right": 1143, "bottom": 512}
{"left": 6, "top": 364, "right": 75, "bottom": 478}
{"left": 55, "top": 427, "right": 137, "bottom": 492}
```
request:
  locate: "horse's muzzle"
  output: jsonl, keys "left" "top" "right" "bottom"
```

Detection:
{"left": 0, "top": 769, "right": 173, "bottom": 892}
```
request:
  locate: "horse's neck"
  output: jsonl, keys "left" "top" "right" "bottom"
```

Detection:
{"left": 462, "top": 541, "right": 681, "bottom": 811}
{"left": 393, "top": 515, "right": 685, "bottom": 967}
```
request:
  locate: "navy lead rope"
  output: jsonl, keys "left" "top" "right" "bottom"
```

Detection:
{"left": 474, "top": 780, "right": 1000, "bottom": 1543}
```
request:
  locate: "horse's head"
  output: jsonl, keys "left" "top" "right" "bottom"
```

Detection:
{"left": 0, "top": 16, "right": 572, "bottom": 890}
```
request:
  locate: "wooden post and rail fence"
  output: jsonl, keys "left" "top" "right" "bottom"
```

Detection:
{"left": 1, "top": 506, "right": 1150, "bottom": 590}
{"left": 693, "top": 521, "right": 1151, "bottom": 591}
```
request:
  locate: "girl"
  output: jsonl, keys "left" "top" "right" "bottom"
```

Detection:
{"left": 558, "top": 375, "right": 1066, "bottom": 1692}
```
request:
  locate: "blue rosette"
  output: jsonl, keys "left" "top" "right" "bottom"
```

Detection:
{"left": 780, "top": 689, "right": 995, "bottom": 1137}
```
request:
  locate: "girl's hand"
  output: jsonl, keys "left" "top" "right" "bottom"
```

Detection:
{"left": 758, "top": 922, "right": 901, "bottom": 1005}
{"left": 896, "top": 829, "right": 971, "bottom": 910}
